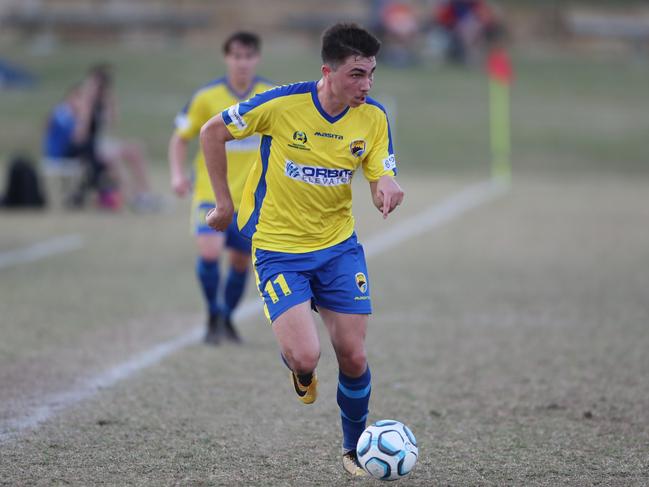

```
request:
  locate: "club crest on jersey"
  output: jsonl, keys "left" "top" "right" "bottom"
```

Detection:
{"left": 355, "top": 272, "right": 368, "bottom": 293}
{"left": 289, "top": 130, "right": 311, "bottom": 151}
{"left": 350, "top": 139, "right": 366, "bottom": 158}
{"left": 293, "top": 131, "right": 308, "bottom": 144}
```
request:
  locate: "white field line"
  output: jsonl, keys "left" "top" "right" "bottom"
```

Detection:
{"left": 0, "top": 179, "right": 508, "bottom": 443}
{"left": 0, "top": 234, "right": 85, "bottom": 270}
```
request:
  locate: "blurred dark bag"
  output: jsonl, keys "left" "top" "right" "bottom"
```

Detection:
{"left": 1, "top": 155, "right": 47, "bottom": 208}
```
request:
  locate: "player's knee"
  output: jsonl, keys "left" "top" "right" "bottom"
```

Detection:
{"left": 286, "top": 349, "right": 320, "bottom": 374}
{"left": 229, "top": 252, "right": 249, "bottom": 273}
{"left": 338, "top": 349, "right": 367, "bottom": 377}
{"left": 199, "top": 248, "right": 221, "bottom": 261}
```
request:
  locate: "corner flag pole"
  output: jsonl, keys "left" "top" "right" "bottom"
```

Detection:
{"left": 487, "top": 47, "right": 513, "bottom": 185}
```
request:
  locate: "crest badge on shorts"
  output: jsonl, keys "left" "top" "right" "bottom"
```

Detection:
{"left": 355, "top": 272, "right": 368, "bottom": 293}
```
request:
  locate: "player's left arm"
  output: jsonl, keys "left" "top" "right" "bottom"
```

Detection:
{"left": 200, "top": 114, "right": 235, "bottom": 230}
{"left": 363, "top": 108, "right": 404, "bottom": 219}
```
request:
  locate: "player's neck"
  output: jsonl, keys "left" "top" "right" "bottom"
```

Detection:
{"left": 227, "top": 75, "right": 254, "bottom": 98}
{"left": 316, "top": 79, "right": 348, "bottom": 118}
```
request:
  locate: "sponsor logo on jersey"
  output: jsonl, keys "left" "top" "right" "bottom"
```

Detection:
{"left": 355, "top": 272, "right": 368, "bottom": 293}
{"left": 383, "top": 153, "right": 397, "bottom": 170}
{"left": 285, "top": 160, "right": 353, "bottom": 186}
{"left": 350, "top": 139, "right": 367, "bottom": 158}
{"left": 314, "top": 131, "right": 344, "bottom": 140}
{"left": 227, "top": 104, "right": 247, "bottom": 130}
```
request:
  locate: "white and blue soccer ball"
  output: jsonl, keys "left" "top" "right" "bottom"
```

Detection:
{"left": 356, "top": 419, "right": 419, "bottom": 481}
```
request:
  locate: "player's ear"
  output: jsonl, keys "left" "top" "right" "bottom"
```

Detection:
{"left": 322, "top": 64, "right": 332, "bottom": 78}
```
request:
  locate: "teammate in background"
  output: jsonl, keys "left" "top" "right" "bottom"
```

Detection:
{"left": 169, "top": 32, "right": 274, "bottom": 344}
{"left": 200, "top": 23, "right": 404, "bottom": 475}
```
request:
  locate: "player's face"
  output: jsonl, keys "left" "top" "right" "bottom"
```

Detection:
{"left": 327, "top": 56, "right": 376, "bottom": 108}
{"left": 224, "top": 42, "right": 260, "bottom": 85}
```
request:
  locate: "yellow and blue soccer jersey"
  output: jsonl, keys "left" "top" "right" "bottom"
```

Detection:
{"left": 222, "top": 80, "right": 398, "bottom": 253}
{"left": 174, "top": 76, "right": 275, "bottom": 212}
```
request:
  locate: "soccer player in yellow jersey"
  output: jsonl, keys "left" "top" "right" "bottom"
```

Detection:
{"left": 200, "top": 23, "right": 404, "bottom": 475}
{"left": 168, "top": 32, "right": 274, "bottom": 344}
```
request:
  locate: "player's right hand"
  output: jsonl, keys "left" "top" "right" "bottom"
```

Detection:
{"left": 171, "top": 175, "right": 191, "bottom": 197}
{"left": 205, "top": 200, "right": 234, "bottom": 231}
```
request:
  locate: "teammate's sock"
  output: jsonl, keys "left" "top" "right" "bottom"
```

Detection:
{"left": 196, "top": 257, "right": 220, "bottom": 317}
{"left": 223, "top": 268, "right": 247, "bottom": 318}
{"left": 337, "top": 366, "right": 372, "bottom": 452}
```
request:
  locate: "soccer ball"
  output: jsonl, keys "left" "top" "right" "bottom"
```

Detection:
{"left": 356, "top": 419, "right": 418, "bottom": 481}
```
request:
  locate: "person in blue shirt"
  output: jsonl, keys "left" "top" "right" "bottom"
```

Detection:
{"left": 43, "top": 80, "right": 97, "bottom": 160}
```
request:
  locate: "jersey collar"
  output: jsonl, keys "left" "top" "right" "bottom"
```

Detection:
{"left": 225, "top": 76, "right": 258, "bottom": 101}
{"left": 310, "top": 81, "right": 350, "bottom": 124}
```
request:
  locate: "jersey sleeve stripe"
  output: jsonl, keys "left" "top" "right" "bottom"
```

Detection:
{"left": 366, "top": 97, "right": 397, "bottom": 175}
{"left": 222, "top": 109, "right": 233, "bottom": 126}
{"left": 365, "top": 96, "right": 395, "bottom": 154}
{"left": 221, "top": 81, "right": 315, "bottom": 122}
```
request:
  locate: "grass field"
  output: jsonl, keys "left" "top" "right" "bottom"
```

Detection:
{"left": 1, "top": 37, "right": 648, "bottom": 485}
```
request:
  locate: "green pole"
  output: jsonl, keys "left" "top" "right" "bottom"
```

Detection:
{"left": 489, "top": 79, "right": 511, "bottom": 185}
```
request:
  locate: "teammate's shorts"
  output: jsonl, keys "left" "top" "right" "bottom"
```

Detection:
{"left": 252, "top": 233, "right": 372, "bottom": 323}
{"left": 192, "top": 201, "right": 251, "bottom": 253}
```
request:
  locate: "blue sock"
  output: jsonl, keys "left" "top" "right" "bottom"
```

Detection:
{"left": 196, "top": 257, "right": 220, "bottom": 316}
{"left": 337, "top": 366, "right": 371, "bottom": 452}
{"left": 223, "top": 268, "right": 247, "bottom": 318}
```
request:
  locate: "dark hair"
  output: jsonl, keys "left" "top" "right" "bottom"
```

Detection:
{"left": 223, "top": 31, "right": 261, "bottom": 54}
{"left": 321, "top": 23, "right": 381, "bottom": 67}
{"left": 89, "top": 63, "right": 112, "bottom": 90}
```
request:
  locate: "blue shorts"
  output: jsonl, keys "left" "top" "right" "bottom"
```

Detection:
{"left": 253, "top": 233, "right": 372, "bottom": 323}
{"left": 194, "top": 203, "right": 251, "bottom": 253}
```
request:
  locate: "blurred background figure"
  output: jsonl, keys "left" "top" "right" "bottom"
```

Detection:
{"left": 168, "top": 32, "right": 274, "bottom": 344}
{"left": 84, "top": 64, "right": 160, "bottom": 212}
{"left": 42, "top": 65, "right": 159, "bottom": 211}
{"left": 427, "top": 0, "right": 500, "bottom": 65}
{"left": 42, "top": 79, "right": 98, "bottom": 208}
{"left": 377, "top": 0, "right": 420, "bottom": 67}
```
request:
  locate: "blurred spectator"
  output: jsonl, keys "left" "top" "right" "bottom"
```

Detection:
{"left": 43, "top": 67, "right": 159, "bottom": 211}
{"left": 42, "top": 79, "right": 99, "bottom": 208}
{"left": 84, "top": 64, "right": 160, "bottom": 211}
{"left": 43, "top": 81, "right": 96, "bottom": 162}
{"left": 378, "top": 1, "right": 419, "bottom": 67}
{"left": 427, "top": 0, "right": 499, "bottom": 65}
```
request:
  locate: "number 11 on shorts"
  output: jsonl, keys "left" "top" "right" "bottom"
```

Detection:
{"left": 265, "top": 273, "right": 292, "bottom": 303}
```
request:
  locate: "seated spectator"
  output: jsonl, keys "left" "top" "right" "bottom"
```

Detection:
{"left": 43, "top": 69, "right": 159, "bottom": 212}
{"left": 42, "top": 79, "right": 100, "bottom": 207}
